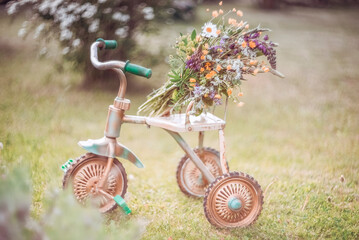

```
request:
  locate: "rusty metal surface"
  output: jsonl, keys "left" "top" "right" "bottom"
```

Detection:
{"left": 218, "top": 129, "right": 228, "bottom": 174}
{"left": 78, "top": 137, "right": 144, "bottom": 168}
{"left": 204, "top": 172, "right": 263, "bottom": 228}
{"left": 177, "top": 148, "right": 223, "bottom": 197}
{"left": 66, "top": 154, "right": 128, "bottom": 213}
{"left": 166, "top": 130, "right": 215, "bottom": 183}
{"left": 104, "top": 106, "right": 123, "bottom": 138}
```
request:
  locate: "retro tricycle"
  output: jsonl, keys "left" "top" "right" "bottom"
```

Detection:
{"left": 62, "top": 39, "right": 263, "bottom": 228}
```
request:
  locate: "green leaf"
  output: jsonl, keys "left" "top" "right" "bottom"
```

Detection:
{"left": 183, "top": 38, "right": 188, "bottom": 46}
{"left": 191, "top": 29, "right": 196, "bottom": 41}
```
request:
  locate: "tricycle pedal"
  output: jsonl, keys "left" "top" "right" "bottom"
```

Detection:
{"left": 114, "top": 195, "right": 131, "bottom": 215}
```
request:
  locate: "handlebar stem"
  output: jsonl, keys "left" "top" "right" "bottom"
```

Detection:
{"left": 90, "top": 42, "right": 127, "bottom": 99}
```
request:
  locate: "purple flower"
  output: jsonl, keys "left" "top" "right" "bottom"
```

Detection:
{"left": 264, "top": 35, "right": 269, "bottom": 41}
{"left": 214, "top": 98, "right": 222, "bottom": 105}
{"left": 193, "top": 86, "right": 202, "bottom": 96}
{"left": 186, "top": 51, "right": 202, "bottom": 71}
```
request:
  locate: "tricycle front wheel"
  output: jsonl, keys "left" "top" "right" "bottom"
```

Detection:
{"left": 63, "top": 153, "right": 128, "bottom": 213}
{"left": 203, "top": 171, "right": 263, "bottom": 228}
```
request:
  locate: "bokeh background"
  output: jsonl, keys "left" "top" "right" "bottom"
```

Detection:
{"left": 1, "top": 0, "right": 359, "bottom": 239}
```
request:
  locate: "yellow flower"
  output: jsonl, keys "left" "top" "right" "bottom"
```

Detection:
{"left": 216, "top": 29, "right": 221, "bottom": 35}
{"left": 253, "top": 68, "right": 259, "bottom": 75}
{"left": 201, "top": 55, "right": 205, "bottom": 60}
{"left": 227, "top": 88, "right": 233, "bottom": 96}
{"left": 237, "top": 55, "right": 241, "bottom": 59}
{"left": 214, "top": 94, "right": 221, "bottom": 99}
{"left": 189, "top": 78, "right": 196, "bottom": 83}
{"left": 202, "top": 50, "right": 208, "bottom": 55}
{"left": 241, "top": 41, "right": 247, "bottom": 48}
{"left": 216, "top": 64, "right": 222, "bottom": 71}
{"left": 200, "top": 67, "right": 204, "bottom": 72}
{"left": 238, "top": 92, "right": 244, "bottom": 97}
{"left": 227, "top": 65, "right": 232, "bottom": 70}
{"left": 204, "top": 93, "right": 208, "bottom": 97}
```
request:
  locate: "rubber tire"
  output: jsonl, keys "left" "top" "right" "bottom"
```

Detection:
{"left": 63, "top": 153, "right": 128, "bottom": 213}
{"left": 203, "top": 171, "right": 264, "bottom": 228}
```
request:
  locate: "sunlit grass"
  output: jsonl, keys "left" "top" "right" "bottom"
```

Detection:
{"left": 1, "top": 4, "right": 359, "bottom": 239}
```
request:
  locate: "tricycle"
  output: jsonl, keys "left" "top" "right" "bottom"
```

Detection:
{"left": 61, "top": 39, "right": 263, "bottom": 228}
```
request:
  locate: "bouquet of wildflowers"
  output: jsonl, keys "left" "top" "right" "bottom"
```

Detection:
{"left": 138, "top": 2, "right": 284, "bottom": 116}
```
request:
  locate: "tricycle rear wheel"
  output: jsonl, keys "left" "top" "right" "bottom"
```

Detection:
{"left": 176, "top": 147, "right": 228, "bottom": 198}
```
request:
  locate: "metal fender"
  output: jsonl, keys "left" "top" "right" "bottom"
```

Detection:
{"left": 78, "top": 137, "right": 144, "bottom": 168}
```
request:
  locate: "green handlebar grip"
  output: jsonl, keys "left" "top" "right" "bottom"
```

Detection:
{"left": 124, "top": 61, "right": 152, "bottom": 79}
{"left": 96, "top": 38, "right": 117, "bottom": 49}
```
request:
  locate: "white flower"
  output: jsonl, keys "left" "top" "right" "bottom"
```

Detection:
{"left": 60, "top": 29, "right": 73, "bottom": 41}
{"left": 72, "top": 39, "right": 81, "bottom": 47}
{"left": 33, "top": 23, "right": 45, "bottom": 39}
{"left": 102, "top": 8, "right": 112, "bottom": 14}
{"left": 39, "top": 47, "right": 47, "bottom": 55}
{"left": 142, "top": 7, "right": 154, "bottom": 20}
{"left": 62, "top": 47, "right": 70, "bottom": 55}
{"left": 98, "top": 0, "right": 107, "bottom": 3}
{"left": 112, "top": 12, "right": 130, "bottom": 22}
{"left": 81, "top": 4, "right": 97, "bottom": 19}
{"left": 67, "top": 3, "right": 80, "bottom": 12}
{"left": 88, "top": 19, "right": 100, "bottom": 33}
{"left": 201, "top": 22, "right": 218, "bottom": 38}
{"left": 7, "top": 2, "right": 18, "bottom": 15}
{"left": 115, "top": 26, "right": 129, "bottom": 38}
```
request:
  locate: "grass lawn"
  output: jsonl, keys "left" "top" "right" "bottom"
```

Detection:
{"left": 1, "top": 3, "right": 359, "bottom": 239}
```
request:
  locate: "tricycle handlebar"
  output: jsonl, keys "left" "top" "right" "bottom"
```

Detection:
{"left": 90, "top": 39, "right": 152, "bottom": 79}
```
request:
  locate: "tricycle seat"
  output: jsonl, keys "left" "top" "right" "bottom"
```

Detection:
{"left": 145, "top": 112, "right": 226, "bottom": 132}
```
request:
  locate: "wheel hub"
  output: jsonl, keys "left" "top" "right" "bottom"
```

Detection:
{"left": 228, "top": 196, "right": 242, "bottom": 211}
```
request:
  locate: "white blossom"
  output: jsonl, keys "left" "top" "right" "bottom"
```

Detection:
{"left": 18, "top": 28, "right": 26, "bottom": 37}
{"left": 115, "top": 26, "right": 129, "bottom": 38}
{"left": 102, "top": 8, "right": 112, "bottom": 14}
{"left": 67, "top": 3, "right": 80, "bottom": 12}
{"left": 81, "top": 4, "right": 97, "bottom": 19}
{"left": 39, "top": 47, "right": 47, "bottom": 55}
{"left": 7, "top": 2, "right": 18, "bottom": 15}
{"left": 33, "top": 23, "right": 45, "bottom": 39}
{"left": 112, "top": 12, "right": 130, "bottom": 22}
{"left": 142, "top": 7, "right": 154, "bottom": 20}
{"left": 60, "top": 29, "right": 73, "bottom": 41}
{"left": 72, "top": 38, "right": 81, "bottom": 47}
{"left": 88, "top": 19, "right": 100, "bottom": 33}
{"left": 201, "top": 22, "right": 218, "bottom": 38}
{"left": 62, "top": 47, "right": 70, "bottom": 55}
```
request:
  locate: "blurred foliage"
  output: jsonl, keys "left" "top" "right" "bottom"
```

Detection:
{"left": 256, "top": 0, "right": 359, "bottom": 8}
{"left": 6, "top": 0, "right": 197, "bottom": 85}
{"left": 0, "top": 167, "right": 145, "bottom": 240}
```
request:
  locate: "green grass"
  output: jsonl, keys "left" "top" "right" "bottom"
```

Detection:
{"left": 1, "top": 4, "right": 359, "bottom": 239}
